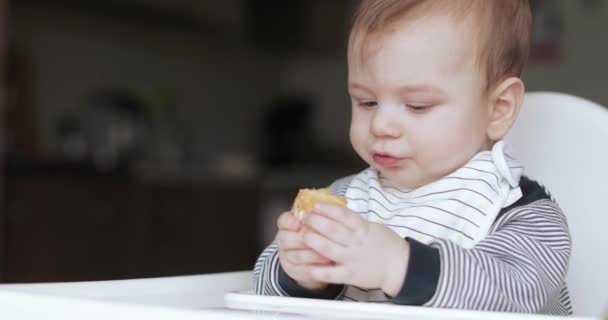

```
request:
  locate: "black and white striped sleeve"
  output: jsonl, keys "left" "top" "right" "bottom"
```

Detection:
{"left": 253, "top": 240, "right": 345, "bottom": 298}
{"left": 394, "top": 198, "right": 572, "bottom": 313}
{"left": 253, "top": 242, "right": 290, "bottom": 296}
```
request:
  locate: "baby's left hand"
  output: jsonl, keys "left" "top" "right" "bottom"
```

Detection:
{"left": 301, "top": 203, "right": 410, "bottom": 297}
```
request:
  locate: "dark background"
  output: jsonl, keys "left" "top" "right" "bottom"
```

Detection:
{"left": 1, "top": 0, "right": 606, "bottom": 282}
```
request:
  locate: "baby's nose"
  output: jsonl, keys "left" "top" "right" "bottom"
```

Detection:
{"left": 370, "top": 108, "right": 402, "bottom": 138}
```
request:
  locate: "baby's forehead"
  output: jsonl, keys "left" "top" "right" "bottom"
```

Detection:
{"left": 348, "top": 15, "right": 482, "bottom": 78}
{"left": 348, "top": 0, "right": 531, "bottom": 93}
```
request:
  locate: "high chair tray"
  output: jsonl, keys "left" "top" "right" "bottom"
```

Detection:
{"left": 225, "top": 290, "right": 598, "bottom": 320}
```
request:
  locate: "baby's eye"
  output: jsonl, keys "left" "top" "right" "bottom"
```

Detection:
{"left": 406, "top": 104, "right": 433, "bottom": 112}
{"left": 359, "top": 101, "right": 378, "bottom": 108}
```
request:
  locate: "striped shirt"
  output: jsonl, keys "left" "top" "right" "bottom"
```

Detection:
{"left": 253, "top": 175, "right": 572, "bottom": 315}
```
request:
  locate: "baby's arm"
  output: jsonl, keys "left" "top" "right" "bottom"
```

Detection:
{"left": 253, "top": 242, "right": 284, "bottom": 296}
{"left": 253, "top": 210, "right": 344, "bottom": 298}
{"left": 254, "top": 177, "right": 354, "bottom": 297}
{"left": 253, "top": 241, "right": 345, "bottom": 298}
{"left": 398, "top": 199, "right": 571, "bottom": 314}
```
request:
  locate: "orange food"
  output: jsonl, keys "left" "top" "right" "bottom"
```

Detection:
{"left": 291, "top": 188, "right": 347, "bottom": 220}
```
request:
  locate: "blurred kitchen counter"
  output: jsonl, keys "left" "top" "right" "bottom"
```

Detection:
{"left": 1, "top": 161, "right": 259, "bottom": 283}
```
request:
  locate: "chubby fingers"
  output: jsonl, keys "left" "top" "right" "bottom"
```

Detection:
{"left": 311, "top": 203, "right": 365, "bottom": 232}
{"left": 275, "top": 229, "right": 307, "bottom": 250}
{"left": 302, "top": 212, "right": 352, "bottom": 246}
{"left": 301, "top": 230, "right": 345, "bottom": 262}
{"left": 308, "top": 265, "right": 350, "bottom": 285}
{"left": 279, "top": 249, "right": 333, "bottom": 266}
{"left": 277, "top": 211, "right": 301, "bottom": 232}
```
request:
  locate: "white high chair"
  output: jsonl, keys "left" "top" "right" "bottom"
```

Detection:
{"left": 506, "top": 91, "right": 608, "bottom": 317}
{"left": 0, "top": 271, "right": 252, "bottom": 309}
{"left": 0, "top": 271, "right": 263, "bottom": 320}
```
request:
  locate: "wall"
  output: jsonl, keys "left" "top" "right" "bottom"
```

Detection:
{"left": 525, "top": 0, "right": 608, "bottom": 106}
{"left": 279, "top": 54, "right": 351, "bottom": 149}
{"left": 12, "top": 3, "right": 280, "bottom": 156}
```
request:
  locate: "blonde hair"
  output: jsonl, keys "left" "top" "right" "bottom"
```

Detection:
{"left": 349, "top": 0, "right": 532, "bottom": 91}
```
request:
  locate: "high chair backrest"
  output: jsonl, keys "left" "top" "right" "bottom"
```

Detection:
{"left": 506, "top": 91, "right": 608, "bottom": 317}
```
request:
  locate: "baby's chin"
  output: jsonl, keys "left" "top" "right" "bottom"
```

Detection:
{"left": 376, "top": 168, "right": 438, "bottom": 190}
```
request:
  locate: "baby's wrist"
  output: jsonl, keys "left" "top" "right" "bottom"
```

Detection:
{"left": 382, "top": 239, "right": 410, "bottom": 297}
{"left": 297, "top": 279, "right": 328, "bottom": 291}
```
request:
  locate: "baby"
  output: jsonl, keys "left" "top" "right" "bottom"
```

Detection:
{"left": 254, "top": 0, "right": 571, "bottom": 315}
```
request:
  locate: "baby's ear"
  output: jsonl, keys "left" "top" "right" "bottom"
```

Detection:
{"left": 486, "top": 77, "right": 524, "bottom": 141}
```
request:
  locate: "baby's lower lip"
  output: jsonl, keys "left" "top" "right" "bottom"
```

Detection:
{"left": 373, "top": 154, "right": 402, "bottom": 167}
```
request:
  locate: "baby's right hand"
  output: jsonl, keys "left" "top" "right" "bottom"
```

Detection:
{"left": 275, "top": 211, "right": 332, "bottom": 291}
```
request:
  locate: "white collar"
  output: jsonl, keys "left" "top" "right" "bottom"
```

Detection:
{"left": 345, "top": 140, "right": 523, "bottom": 248}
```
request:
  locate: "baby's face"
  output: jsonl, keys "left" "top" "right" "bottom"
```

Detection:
{"left": 348, "top": 14, "right": 492, "bottom": 189}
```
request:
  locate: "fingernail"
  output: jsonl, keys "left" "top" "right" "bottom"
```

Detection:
{"left": 313, "top": 203, "right": 323, "bottom": 211}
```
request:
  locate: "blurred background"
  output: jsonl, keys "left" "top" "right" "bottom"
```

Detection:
{"left": 0, "top": 0, "right": 606, "bottom": 282}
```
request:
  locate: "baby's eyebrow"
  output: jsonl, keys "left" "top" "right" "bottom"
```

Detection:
{"left": 348, "top": 83, "right": 446, "bottom": 97}
{"left": 348, "top": 83, "right": 373, "bottom": 94}
{"left": 397, "top": 84, "right": 445, "bottom": 95}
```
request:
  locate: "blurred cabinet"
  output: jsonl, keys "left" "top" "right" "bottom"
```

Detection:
{"left": 2, "top": 175, "right": 259, "bottom": 283}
